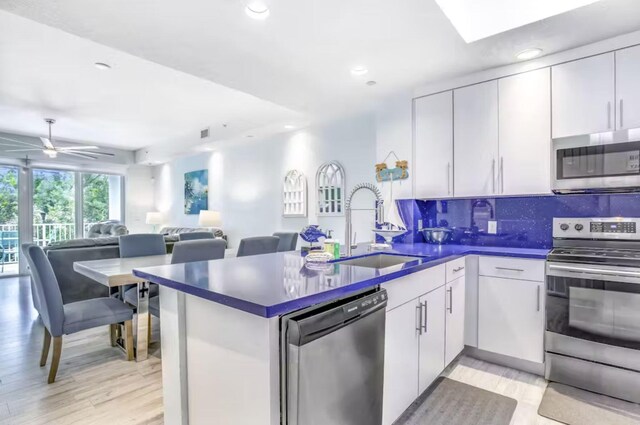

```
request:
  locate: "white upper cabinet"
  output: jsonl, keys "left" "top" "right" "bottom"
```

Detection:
{"left": 454, "top": 81, "right": 499, "bottom": 197}
{"left": 552, "top": 53, "right": 615, "bottom": 138}
{"left": 498, "top": 68, "right": 551, "bottom": 195}
{"left": 616, "top": 45, "right": 640, "bottom": 131}
{"left": 414, "top": 91, "right": 453, "bottom": 198}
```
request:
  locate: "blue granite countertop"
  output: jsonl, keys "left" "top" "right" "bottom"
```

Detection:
{"left": 132, "top": 243, "right": 549, "bottom": 318}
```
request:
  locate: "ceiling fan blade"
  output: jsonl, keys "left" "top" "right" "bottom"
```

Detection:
{"left": 64, "top": 150, "right": 115, "bottom": 157}
{"left": 0, "top": 136, "right": 42, "bottom": 147}
{"left": 5, "top": 148, "right": 42, "bottom": 152}
{"left": 59, "top": 151, "right": 97, "bottom": 160}
{"left": 40, "top": 137, "right": 55, "bottom": 150}
{"left": 57, "top": 146, "right": 99, "bottom": 150}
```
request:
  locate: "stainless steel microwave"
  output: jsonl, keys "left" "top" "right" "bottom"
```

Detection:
{"left": 552, "top": 129, "right": 640, "bottom": 194}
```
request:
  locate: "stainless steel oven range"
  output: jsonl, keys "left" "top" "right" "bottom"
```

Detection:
{"left": 546, "top": 217, "right": 640, "bottom": 403}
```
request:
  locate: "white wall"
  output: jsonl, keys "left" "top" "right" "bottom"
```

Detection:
{"left": 153, "top": 114, "right": 380, "bottom": 248}
{"left": 125, "top": 165, "right": 156, "bottom": 233}
{"left": 375, "top": 91, "right": 414, "bottom": 226}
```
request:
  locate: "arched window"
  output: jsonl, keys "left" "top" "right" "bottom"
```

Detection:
{"left": 316, "top": 161, "right": 345, "bottom": 216}
{"left": 283, "top": 169, "right": 307, "bottom": 217}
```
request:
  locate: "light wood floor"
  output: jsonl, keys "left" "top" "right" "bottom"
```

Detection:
{"left": 0, "top": 276, "right": 561, "bottom": 425}
{"left": 0, "top": 277, "right": 163, "bottom": 425}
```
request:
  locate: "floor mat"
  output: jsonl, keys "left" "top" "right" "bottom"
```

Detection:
{"left": 538, "top": 382, "right": 640, "bottom": 425}
{"left": 395, "top": 377, "right": 517, "bottom": 425}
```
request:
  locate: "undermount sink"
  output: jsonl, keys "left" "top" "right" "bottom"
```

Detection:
{"left": 337, "top": 254, "right": 424, "bottom": 269}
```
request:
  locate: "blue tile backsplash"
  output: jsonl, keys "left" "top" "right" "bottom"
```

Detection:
{"left": 395, "top": 193, "right": 640, "bottom": 249}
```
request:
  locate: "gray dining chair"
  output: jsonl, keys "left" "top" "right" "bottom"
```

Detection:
{"left": 135, "top": 239, "right": 230, "bottom": 317}
{"left": 178, "top": 232, "right": 215, "bottom": 241}
{"left": 22, "top": 244, "right": 135, "bottom": 383}
{"left": 273, "top": 232, "right": 298, "bottom": 252}
{"left": 120, "top": 234, "right": 165, "bottom": 338}
{"left": 171, "top": 239, "right": 226, "bottom": 264}
{"left": 118, "top": 234, "right": 166, "bottom": 258}
{"left": 236, "top": 236, "right": 280, "bottom": 257}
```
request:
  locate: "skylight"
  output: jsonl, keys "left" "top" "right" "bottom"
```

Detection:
{"left": 434, "top": 0, "right": 602, "bottom": 43}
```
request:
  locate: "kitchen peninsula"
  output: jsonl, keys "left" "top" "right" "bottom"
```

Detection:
{"left": 133, "top": 243, "right": 548, "bottom": 425}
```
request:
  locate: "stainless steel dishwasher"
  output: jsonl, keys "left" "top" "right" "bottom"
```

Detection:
{"left": 281, "top": 289, "right": 387, "bottom": 425}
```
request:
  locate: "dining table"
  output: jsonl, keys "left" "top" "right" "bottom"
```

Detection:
{"left": 73, "top": 249, "right": 236, "bottom": 361}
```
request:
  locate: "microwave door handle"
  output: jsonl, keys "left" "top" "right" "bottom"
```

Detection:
{"left": 548, "top": 264, "right": 640, "bottom": 280}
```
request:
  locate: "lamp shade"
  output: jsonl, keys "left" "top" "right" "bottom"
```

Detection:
{"left": 146, "top": 212, "right": 163, "bottom": 225}
{"left": 199, "top": 210, "right": 221, "bottom": 227}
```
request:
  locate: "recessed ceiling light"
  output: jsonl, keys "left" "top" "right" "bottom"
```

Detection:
{"left": 516, "top": 48, "right": 543, "bottom": 61}
{"left": 350, "top": 66, "right": 369, "bottom": 76}
{"left": 366, "top": 80, "right": 377, "bottom": 86}
{"left": 247, "top": 135, "right": 254, "bottom": 138}
{"left": 434, "top": 0, "right": 601, "bottom": 43}
{"left": 94, "top": 62, "right": 111, "bottom": 70}
{"left": 245, "top": 2, "right": 270, "bottom": 20}
{"left": 284, "top": 125, "right": 295, "bottom": 130}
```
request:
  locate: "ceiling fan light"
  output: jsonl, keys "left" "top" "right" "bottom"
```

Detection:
{"left": 43, "top": 149, "right": 57, "bottom": 158}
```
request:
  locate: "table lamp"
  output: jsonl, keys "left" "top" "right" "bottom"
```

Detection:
{"left": 146, "top": 212, "right": 163, "bottom": 233}
{"left": 199, "top": 210, "right": 222, "bottom": 228}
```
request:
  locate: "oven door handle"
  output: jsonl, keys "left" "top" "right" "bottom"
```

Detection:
{"left": 548, "top": 264, "right": 640, "bottom": 279}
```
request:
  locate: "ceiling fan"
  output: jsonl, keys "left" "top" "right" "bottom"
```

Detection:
{"left": 0, "top": 118, "right": 115, "bottom": 160}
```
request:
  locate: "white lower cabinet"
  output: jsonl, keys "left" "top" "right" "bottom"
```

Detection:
{"left": 382, "top": 300, "right": 420, "bottom": 425}
{"left": 445, "top": 276, "right": 466, "bottom": 365}
{"left": 478, "top": 275, "right": 545, "bottom": 364}
{"left": 418, "top": 286, "right": 446, "bottom": 394}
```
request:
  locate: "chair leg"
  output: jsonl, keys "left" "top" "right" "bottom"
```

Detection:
{"left": 147, "top": 314, "right": 152, "bottom": 344}
{"left": 40, "top": 328, "right": 51, "bottom": 367}
{"left": 48, "top": 336, "right": 62, "bottom": 384}
{"left": 124, "top": 320, "right": 134, "bottom": 361}
{"left": 109, "top": 324, "right": 118, "bottom": 347}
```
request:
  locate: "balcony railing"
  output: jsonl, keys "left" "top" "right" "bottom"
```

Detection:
{"left": 1, "top": 222, "right": 99, "bottom": 266}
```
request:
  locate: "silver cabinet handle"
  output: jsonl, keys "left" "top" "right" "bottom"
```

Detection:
{"left": 491, "top": 159, "right": 496, "bottom": 194}
{"left": 447, "top": 287, "right": 453, "bottom": 314}
{"left": 495, "top": 266, "right": 525, "bottom": 272}
{"left": 422, "top": 301, "right": 428, "bottom": 333}
{"left": 500, "top": 157, "right": 504, "bottom": 194}
{"left": 453, "top": 266, "right": 465, "bottom": 272}
{"left": 447, "top": 162, "right": 451, "bottom": 195}
{"left": 620, "top": 99, "right": 624, "bottom": 129}
{"left": 608, "top": 101, "right": 612, "bottom": 129}
{"left": 416, "top": 303, "right": 423, "bottom": 335}
{"left": 537, "top": 285, "right": 541, "bottom": 312}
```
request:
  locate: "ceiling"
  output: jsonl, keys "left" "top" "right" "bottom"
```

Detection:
{"left": 1, "top": 0, "right": 640, "bottom": 155}
{"left": 0, "top": 10, "right": 300, "bottom": 151}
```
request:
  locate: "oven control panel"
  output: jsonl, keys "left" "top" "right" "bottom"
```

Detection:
{"left": 553, "top": 217, "right": 640, "bottom": 240}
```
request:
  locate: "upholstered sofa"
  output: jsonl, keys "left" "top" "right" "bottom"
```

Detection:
{"left": 86, "top": 222, "right": 129, "bottom": 238}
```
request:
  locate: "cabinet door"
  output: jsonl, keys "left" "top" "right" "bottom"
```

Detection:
{"left": 454, "top": 80, "right": 499, "bottom": 197}
{"left": 418, "top": 286, "right": 446, "bottom": 394}
{"left": 499, "top": 68, "right": 551, "bottom": 195}
{"left": 383, "top": 301, "right": 420, "bottom": 425}
{"left": 616, "top": 45, "right": 640, "bottom": 130}
{"left": 414, "top": 92, "right": 453, "bottom": 198}
{"left": 552, "top": 53, "right": 615, "bottom": 138}
{"left": 445, "top": 276, "right": 466, "bottom": 365}
{"left": 478, "top": 276, "right": 544, "bottom": 363}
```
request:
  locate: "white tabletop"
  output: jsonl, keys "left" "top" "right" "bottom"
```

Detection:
{"left": 73, "top": 249, "right": 237, "bottom": 287}
{"left": 74, "top": 254, "right": 172, "bottom": 287}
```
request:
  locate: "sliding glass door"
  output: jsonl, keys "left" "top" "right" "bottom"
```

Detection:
{"left": 82, "top": 173, "right": 123, "bottom": 236}
{"left": 0, "top": 166, "right": 19, "bottom": 276}
{"left": 32, "top": 169, "right": 76, "bottom": 247}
